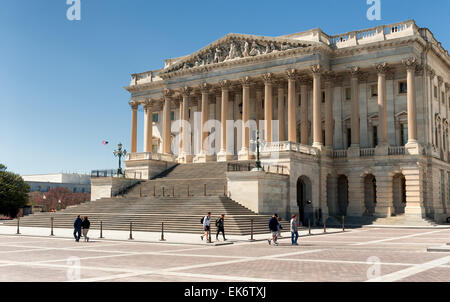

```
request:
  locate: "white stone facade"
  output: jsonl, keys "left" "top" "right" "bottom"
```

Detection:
{"left": 124, "top": 20, "right": 450, "bottom": 223}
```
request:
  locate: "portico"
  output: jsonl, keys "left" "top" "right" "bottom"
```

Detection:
{"left": 124, "top": 20, "right": 450, "bottom": 224}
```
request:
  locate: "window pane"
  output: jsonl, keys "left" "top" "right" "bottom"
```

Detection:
{"left": 153, "top": 114, "right": 158, "bottom": 123}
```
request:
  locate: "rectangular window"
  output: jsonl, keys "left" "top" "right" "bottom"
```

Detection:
{"left": 442, "top": 92, "right": 445, "bottom": 104}
{"left": 434, "top": 86, "right": 438, "bottom": 98}
{"left": 373, "top": 126, "right": 378, "bottom": 147}
{"left": 170, "top": 111, "right": 175, "bottom": 121}
{"left": 346, "top": 128, "right": 352, "bottom": 148}
{"left": 399, "top": 81, "right": 408, "bottom": 94}
{"left": 345, "top": 88, "right": 351, "bottom": 100}
{"left": 152, "top": 113, "right": 159, "bottom": 123}
{"left": 322, "top": 91, "right": 326, "bottom": 103}
{"left": 370, "top": 84, "right": 378, "bottom": 97}
{"left": 188, "top": 109, "right": 191, "bottom": 119}
{"left": 152, "top": 144, "right": 158, "bottom": 153}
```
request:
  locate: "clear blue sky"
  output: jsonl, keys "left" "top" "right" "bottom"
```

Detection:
{"left": 0, "top": 0, "right": 448, "bottom": 175}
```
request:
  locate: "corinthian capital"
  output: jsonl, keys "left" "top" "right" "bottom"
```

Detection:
{"left": 129, "top": 101, "right": 139, "bottom": 110}
{"left": 311, "top": 64, "right": 322, "bottom": 75}
{"left": 349, "top": 66, "right": 360, "bottom": 78}
{"left": 199, "top": 83, "right": 211, "bottom": 93}
{"left": 239, "top": 76, "right": 252, "bottom": 87}
{"left": 262, "top": 73, "right": 275, "bottom": 84}
{"left": 402, "top": 57, "right": 418, "bottom": 71}
{"left": 219, "top": 80, "right": 231, "bottom": 90}
{"left": 375, "top": 62, "right": 389, "bottom": 75}
{"left": 179, "top": 86, "right": 192, "bottom": 97}
{"left": 163, "top": 88, "right": 174, "bottom": 99}
{"left": 286, "top": 69, "right": 298, "bottom": 80}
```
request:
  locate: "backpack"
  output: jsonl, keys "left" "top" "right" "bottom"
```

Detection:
{"left": 200, "top": 216, "right": 204, "bottom": 224}
{"left": 215, "top": 218, "right": 221, "bottom": 227}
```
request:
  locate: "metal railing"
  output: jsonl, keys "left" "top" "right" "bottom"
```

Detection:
{"left": 227, "top": 162, "right": 289, "bottom": 175}
{"left": 388, "top": 146, "right": 406, "bottom": 156}
{"left": 91, "top": 170, "right": 142, "bottom": 180}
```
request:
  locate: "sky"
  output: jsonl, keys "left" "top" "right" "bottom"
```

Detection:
{"left": 0, "top": 0, "right": 448, "bottom": 175}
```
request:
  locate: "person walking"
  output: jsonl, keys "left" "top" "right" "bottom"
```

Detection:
{"left": 215, "top": 214, "right": 226, "bottom": 241}
{"left": 200, "top": 212, "right": 211, "bottom": 242}
{"left": 290, "top": 214, "right": 299, "bottom": 246}
{"left": 268, "top": 214, "right": 279, "bottom": 246}
{"left": 81, "top": 216, "right": 90, "bottom": 242}
{"left": 73, "top": 215, "right": 82, "bottom": 242}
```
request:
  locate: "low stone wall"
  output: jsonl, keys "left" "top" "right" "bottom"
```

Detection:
{"left": 125, "top": 157, "right": 177, "bottom": 180}
{"left": 227, "top": 171, "right": 290, "bottom": 219}
{"left": 91, "top": 177, "right": 140, "bottom": 201}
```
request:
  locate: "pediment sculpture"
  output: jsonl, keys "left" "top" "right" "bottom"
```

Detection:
{"left": 162, "top": 37, "right": 309, "bottom": 74}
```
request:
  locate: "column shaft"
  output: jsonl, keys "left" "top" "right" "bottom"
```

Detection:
{"left": 312, "top": 72, "right": 322, "bottom": 147}
{"left": 278, "top": 85, "right": 285, "bottom": 141}
{"left": 130, "top": 104, "right": 138, "bottom": 153}
{"left": 300, "top": 84, "right": 309, "bottom": 145}
{"left": 201, "top": 91, "right": 209, "bottom": 153}
{"left": 162, "top": 98, "right": 172, "bottom": 154}
{"left": 288, "top": 78, "right": 297, "bottom": 143}
{"left": 351, "top": 76, "right": 360, "bottom": 146}
{"left": 143, "top": 104, "right": 153, "bottom": 152}
{"left": 242, "top": 84, "right": 250, "bottom": 150}
{"left": 325, "top": 83, "right": 333, "bottom": 147}
{"left": 407, "top": 68, "right": 417, "bottom": 142}
{"left": 264, "top": 82, "right": 273, "bottom": 142}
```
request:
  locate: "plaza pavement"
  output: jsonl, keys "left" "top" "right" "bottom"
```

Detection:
{"left": 0, "top": 225, "right": 449, "bottom": 282}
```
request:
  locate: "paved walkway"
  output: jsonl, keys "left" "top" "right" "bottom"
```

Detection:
{"left": 0, "top": 227, "right": 449, "bottom": 282}
{"left": 0, "top": 225, "right": 343, "bottom": 245}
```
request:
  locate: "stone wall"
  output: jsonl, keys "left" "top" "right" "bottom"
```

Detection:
{"left": 91, "top": 177, "right": 140, "bottom": 201}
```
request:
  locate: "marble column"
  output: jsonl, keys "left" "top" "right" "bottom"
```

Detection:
{"left": 277, "top": 82, "right": 286, "bottom": 142}
{"left": 403, "top": 57, "right": 419, "bottom": 154}
{"left": 263, "top": 73, "right": 274, "bottom": 143}
{"left": 143, "top": 100, "right": 153, "bottom": 153}
{"left": 239, "top": 77, "right": 253, "bottom": 160}
{"left": 162, "top": 90, "right": 173, "bottom": 155}
{"left": 324, "top": 75, "right": 334, "bottom": 148}
{"left": 350, "top": 67, "right": 360, "bottom": 148}
{"left": 375, "top": 63, "right": 389, "bottom": 155}
{"left": 300, "top": 80, "right": 309, "bottom": 145}
{"left": 178, "top": 87, "right": 193, "bottom": 163}
{"left": 312, "top": 65, "right": 323, "bottom": 148}
{"left": 130, "top": 102, "right": 138, "bottom": 153}
{"left": 256, "top": 87, "right": 263, "bottom": 129}
{"left": 287, "top": 69, "right": 297, "bottom": 143}
{"left": 217, "top": 80, "right": 232, "bottom": 161}
{"left": 195, "top": 83, "right": 213, "bottom": 162}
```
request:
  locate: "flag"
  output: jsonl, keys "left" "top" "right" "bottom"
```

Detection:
{"left": 102, "top": 140, "right": 109, "bottom": 146}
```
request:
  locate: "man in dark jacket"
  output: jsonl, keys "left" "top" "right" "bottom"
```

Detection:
{"left": 215, "top": 214, "right": 226, "bottom": 241}
{"left": 73, "top": 215, "right": 82, "bottom": 242}
{"left": 268, "top": 214, "right": 280, "bottom": 246}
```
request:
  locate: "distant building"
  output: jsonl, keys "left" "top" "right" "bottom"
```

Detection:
{"left": 22, "top": 173, "right": 91, "bottom": 194}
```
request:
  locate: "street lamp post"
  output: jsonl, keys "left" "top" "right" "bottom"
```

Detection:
{"left": 42, "top": 194, "right": 46, "bottom": 213}
{"left": 251, "top": 130, "right": 264, "bottom": 172}
{"left": 113, "top": 143, "right": 127, "bottom": 177}
{"left": 58, "top": 200, "right": 62, "bottom": 211}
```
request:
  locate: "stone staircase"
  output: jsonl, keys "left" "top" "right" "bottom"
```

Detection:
{"left": 5, "top": 161, "right": 286, "bottom": 235}
{"left": 368, "top": 215, "right": 439, "bottom": 227}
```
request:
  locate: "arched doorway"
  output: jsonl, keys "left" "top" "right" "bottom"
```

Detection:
{"left": 337, "top": 175, "right": 349, "bottom": 216}
{"left": 393, "top": 173, "right": 406, "bottom": 215}
{"left": 297, "top": 176, "right": 312, "bottom": 226}
{"left": 363, "top": 174, "right": 377, "bottom": 216}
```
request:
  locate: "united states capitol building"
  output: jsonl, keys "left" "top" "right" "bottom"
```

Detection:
{"left": 123, "top": 20, "right": 449, "bottom": 225}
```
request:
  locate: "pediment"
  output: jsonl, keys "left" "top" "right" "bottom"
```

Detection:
{"left": 160, "top": 33, "right": 316, "bottom": 75}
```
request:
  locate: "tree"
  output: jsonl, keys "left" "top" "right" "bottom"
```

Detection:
{"left": 0, "top": 164, "right": 30, "bottom": 218}
{"left": 29, "top": 187, "right": 90, "bottom": 211}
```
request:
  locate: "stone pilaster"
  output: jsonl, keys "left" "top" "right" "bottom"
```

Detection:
{"left": 324, "top": 73, "right": 334, "bottom": 148}
{"left": 277, "top": 83, "right": 286, "bottom": 142}
{"left": 347, "top": 172, "right": 364, "bottom": 216}
{"left": 299, "top": 78, "right": 310, "bottom": 145}
{"left": 194, "top": 83, "right": 213, "bottom": 162}
{"left": 373, "top": 172, "right": 394, "bottom": 218}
